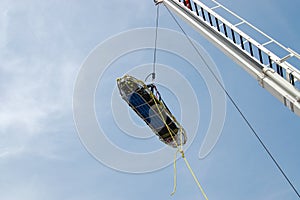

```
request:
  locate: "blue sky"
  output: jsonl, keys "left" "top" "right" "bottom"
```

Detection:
{"left": 0, "top": 0, "right": 300, "bottom": 199}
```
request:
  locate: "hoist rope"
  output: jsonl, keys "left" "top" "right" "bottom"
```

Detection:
{"left": 152, "top": 5, "right": 159, "bottom": 82}
{"left": 146, "top": 4, "right": 160, "bottom": 83}
{"left": 164, "top": 4, "right": 300, "bottom": 198}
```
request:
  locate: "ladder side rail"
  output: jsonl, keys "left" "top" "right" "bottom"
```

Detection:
{"left": 174, "top": 0, "right": 300, "bottom": 87}
{"left": 163, "top": 0, "right": 300, "bottom": 116}
{"left": 209, "top": 0, "right": 300, "bottom": 87}
{"left": 191, "top": 0, "right": 300, "bottom": 86}
{"left": 176, "top": 0, "right": 300, "bottom": 87}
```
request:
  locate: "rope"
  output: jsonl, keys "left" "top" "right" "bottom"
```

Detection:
{"left": 183, "top": 156, "right": 209, "bottom": 200}
{"left": 148, "top": 84, "right": 209, "bottom": 199}
{"left": 164, "top": 4, "right": 300, "bottom": 198}
{"left": 148, "top": 85, "right": 180, "bottom": 147}
{"left": 171, "top": 150, "right": 179, "bottom": 196}
{"left": 171, "top": 149, "right": 209, "bottom": 199}
{"left": 152, "top": 4, "right": 160, "bottom": 82}
{"left": 171, "top": 127, "right": 185, "bottom": 196}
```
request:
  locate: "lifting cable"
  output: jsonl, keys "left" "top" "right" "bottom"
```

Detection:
{"left": 163, "top": 4, "right": 300, "bottom": 198}
{"left": 146, "top": 4, "right": 160, "bottom": 82}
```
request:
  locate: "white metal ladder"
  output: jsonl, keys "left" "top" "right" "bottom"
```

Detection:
{"left": 159, "top": 0, "right": 300, "bottom": 116}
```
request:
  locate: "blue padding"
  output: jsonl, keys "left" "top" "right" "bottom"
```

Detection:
{"left": 129, "top": 93, "right": 151, "bottom": 123}
{"left": 128, "top": 92, "right": 164, "bottom": 130}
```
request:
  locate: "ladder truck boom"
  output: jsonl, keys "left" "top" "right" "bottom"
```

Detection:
{"left": 156, "top": 0, "right": 300, "bottom": 117}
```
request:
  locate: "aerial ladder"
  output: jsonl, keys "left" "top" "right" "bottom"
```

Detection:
{"left": 154, "top": 0, "right": 300, "bottom": 117}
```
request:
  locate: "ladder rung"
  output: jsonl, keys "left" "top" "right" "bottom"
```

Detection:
{"left": 278, "top": 54, "right": 293, "bottom": 63}
{"left": 262, "top": 40, "right": 273, "bottom": 46}
{"left": 243, "top": 40, "right": 248, "bottom": 45}
{"left": 288, "top": 48, "right": 300, "bottom": 60}
{"left": 210, "top": 5, "right": 221, "bottom": 10}
{"left": 234, "top": 21, "right": 245, "bottom": 27}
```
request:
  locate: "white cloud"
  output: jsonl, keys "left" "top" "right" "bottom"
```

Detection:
{"left": 0, "top": 57, "right": 76, "bottom": 132}
{"left": 0, "top": 1, "right": 79, "bottom": 160}
{"left": 0, "top": 175, "right": 50, "bottom": 200}
{"left": 0, "top": 57, "right": 77, "bottom": 161}
{"left": 0, "top": 10, "right": 8, "bottom": 49}
{"left": 0, "top": 146, "right": 25, "bottom": 159}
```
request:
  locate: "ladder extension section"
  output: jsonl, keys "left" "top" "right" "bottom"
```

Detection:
{"left": 161, "top": 0, "right": 300, "bottom": 116}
